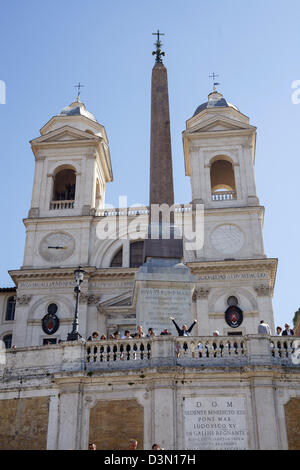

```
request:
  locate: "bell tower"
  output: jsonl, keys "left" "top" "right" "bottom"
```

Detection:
{"left": 182, "top": 87, "right": 277, "bottom": 335}
{"left": 23, "top": 98, "right": 113, "bottom": 269}
{"left": 183, "top": 88, "right": 264, "bottom": 261}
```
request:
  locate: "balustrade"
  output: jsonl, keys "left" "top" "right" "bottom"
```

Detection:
{"left": 50, "top": 200, "right": 75, "bottom": 210}
{"left": 86, "top": 338, "right": 151, "bottom": 364}
{"left": 97, "top": 205, "right": 192, "bottom": 217}
{"left": 175, "top": 337, "right": 246, "bottom": 360}
{"left": 211, "top": 191, "right": 237, "bottom": 201}
{"left": 270, "top": 337, "right": 298, "bottom": 360}
{"left": 84, "top": 335, "right": 300, "bottom": 368}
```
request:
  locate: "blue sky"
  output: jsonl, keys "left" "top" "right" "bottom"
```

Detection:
{"left": 0, "top": 0, "right": 300, "bottom": 329}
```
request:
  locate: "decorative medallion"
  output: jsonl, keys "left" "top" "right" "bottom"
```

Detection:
{"left": 42, "top": 308, "right": 60, "bottom": 335}
{"left": 225, "top": 306, "right": 243, "bottom": 328}
{"left": 210, "top": 224, "right": 244, "bottom": 255}
{"left": 39, "top": 232, "right": 75, "bottom": 262}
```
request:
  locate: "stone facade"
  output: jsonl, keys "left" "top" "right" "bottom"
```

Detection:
{"left": 0, "top": 65, "right": 299, "bottom": 450}
{"left": 0, "top": 337, "right": 299, "bottom": 450}
{"left": 0, "top": 87, "right": 279, "bottom": 348}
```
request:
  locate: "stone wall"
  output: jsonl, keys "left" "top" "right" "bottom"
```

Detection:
{"left": 89, "top": 398, "right": 144, "bottom": 450}
{"left": 284, "top": 398, "right": 300, "bottom": 450}
{"left": 0, "top": 397, "right": 49, "bottom": 450}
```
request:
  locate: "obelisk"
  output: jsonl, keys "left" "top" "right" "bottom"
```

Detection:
{"left": 143, "top": 30, "right": 183, "bottom": 261}
{"left": 134, "top": 32, "right": 195, "bottom": 337}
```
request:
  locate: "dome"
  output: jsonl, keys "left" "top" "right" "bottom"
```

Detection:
{"left": 59, "top": 100, "right": 97, "bottom": 122}
{"left": 193, "top": 90, "right": 239, "bottom": 117}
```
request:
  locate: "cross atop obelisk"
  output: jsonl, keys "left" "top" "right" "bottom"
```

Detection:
{"left": 152, "top": 30, "right": 165, "bottom": 64}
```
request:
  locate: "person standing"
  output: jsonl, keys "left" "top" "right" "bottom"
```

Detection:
{"left": 276, "top": 326, "right": 282, "bottom": 336}
{"left": 282, "top": 323, "right": 295, "bottom": 336}
{"left": 121, "top": 330, "right": 132, "bottom": 339}
{"left": 169, "top": 317, "right": 197, "bottom": 336}
{"left": 258, "top": 320, "right": 271, "bottom": 335}
{"left": 146, "top": 328, "right": 155, "bottom": 338}
{"left": 135, "top": 325, "right": 145, "bottom": 338}
{"left": 87, "top": 331, "right": 99, "bottom": 341}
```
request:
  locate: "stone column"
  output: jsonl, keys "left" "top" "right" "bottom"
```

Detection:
{"left": 190, "top": 146, "right": 203, "bottom": 204}
{"left": 252, "top": 377, "right": 280, "bottom": 449}
{"left": 44, "top": 172, "right": 54, "bottom": 212}
{"left": 122, "top": 240, "right": 130, "bottom": 268}
{"left": 46, "top": 395, "right": 60, "bottom": 450}
{"left": 57, "top": 383, "right": 83, "bottom": 450}
{"left": 193, "top": 287, "right": 210, "bottom": 336}
{"left": 152, "top": 383, "right": 175, "bottom": 450}
{"left": 29, "top": 155, "right": 45, "bottom": 216}
{"left": 254, "top": 284, "right": 275, "bottom": 334}
{"left": 12, "top": 294, "right": 32, "bottom": 347}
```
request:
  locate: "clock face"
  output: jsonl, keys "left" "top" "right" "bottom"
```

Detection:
{"left": 39, "top": 232, "right": 75, "bottom": 262}
{"left": 210, "top": 224, "right": 244, "bottom": 255}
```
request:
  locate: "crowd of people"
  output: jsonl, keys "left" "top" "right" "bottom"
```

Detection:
{"left": 275, "top": 323, "right": 295, "bottom": 336}
{"left": 87, "top": 318, "right": 296, "bottom": 342}
{"left": 258, "top": 320, "right": 295, "bottom": 336}
{"left": 87, "top": 317, "right": 198, "bottom": 342}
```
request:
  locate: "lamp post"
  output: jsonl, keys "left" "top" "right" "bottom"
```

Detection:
{"left": 67, "top": 266, "right": 85, "bottom": 341}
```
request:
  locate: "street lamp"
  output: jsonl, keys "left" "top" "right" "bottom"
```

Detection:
{"left": 67, "top": 266, "right": 85, "bottom": 341}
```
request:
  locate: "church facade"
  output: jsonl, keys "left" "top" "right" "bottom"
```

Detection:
{"left": 0, "top": 44, "right": 299, "bottom": 450}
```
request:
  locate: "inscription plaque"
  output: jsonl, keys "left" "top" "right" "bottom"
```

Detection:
{"left": 137, "top": 287, "right": 193, "bottom": 335}
{"left": 183, "top": 396, "right": 248, "bottom": 450}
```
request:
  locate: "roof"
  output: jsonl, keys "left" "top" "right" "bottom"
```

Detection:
{"left": 193, "top": 90, "right": 239, "bottom": 117}
{"left": 59, "top": 99, "right": 97, "bottom": 122}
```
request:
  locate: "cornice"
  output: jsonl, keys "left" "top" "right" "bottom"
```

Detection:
{"left": 184, "top": 128, "right": 256, "bottom": 140}
{"left": 8, "top": 267, "right": 137, "bottom": 285}
{"left": 23, "top": 215, "right": 95, "bottom": 225}
{"left": 32, "top": 140, "right": 100, "bottom": 151}
{"left": 188, "top": 258, "right": 278, "bottom": 288}
{"left": 203, "top": 205, "right": 265, "bottom": 216}
{"left": 40, "top": 115, "right": 106, "bottom": 136}
{"left": 188, "top": 258, "right": 277, "bottom": 270}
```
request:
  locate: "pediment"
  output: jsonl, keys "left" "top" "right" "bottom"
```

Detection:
{"left": 98, "top": 291, "right": 133, "bottom": 310}
{"left": 188, "top": 116, "right": 255, "bottom": 134}
{"left": 31, "top": 126, "right": 99, "bottom": 145}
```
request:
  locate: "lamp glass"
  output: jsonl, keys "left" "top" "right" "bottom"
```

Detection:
{"left": 74, "top": 267, "right": 85, "bottom": 283}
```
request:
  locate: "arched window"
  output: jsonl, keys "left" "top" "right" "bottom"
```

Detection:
{"left": 111, "top": 247, "right": 123, "bottom": 267}
{"left": 52, "top": 168, "right": 76, "bottom": 207}
{"left": 210, "top": 158, "right": 236, "bottom": 201}
{"left": 3, "top": 334, "right": 12, "bottom": 349}
{"left": 110, "top": 241, "right": 145, "bottom": 268}
{"left": 5, "top": 296, "right": 16, "bottom": 321}
{"left": 130, "top": 241, "right": 144, "bottom": 268}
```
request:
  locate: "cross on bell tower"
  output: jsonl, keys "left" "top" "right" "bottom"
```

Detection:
{"left": 74, "top": 82, "right": 84, "bottom": 101}
{"left": 209, "top": 72, "right": 220, "bottom": 91}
